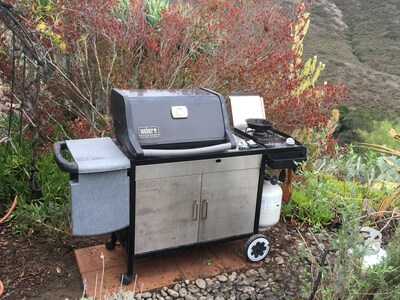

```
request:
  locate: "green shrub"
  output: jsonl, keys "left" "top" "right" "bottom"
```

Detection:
{"left": 360, "top": 227, "right": 400, "bottom": 299}
{"left": 0, "top": 140, "right": 33, "bottom": 204}
{"left": 14, "top": 201, "right": 69, "bottom": 233}
{"left": 297, "top": 200, "right": 400, "bottom": 299}
{"left": 286, "top": 171, "right": 366, "bottom": 228}
{"left": 285, "top": 145, "right": 398, "bottom": 228}
{"left": 357, "top": 119, "right": 400, "bottom": 150}
{"left": 314, "top": 145, "right": 399, "bottom": 188}
{"left": 36, "top": 152, "right": 69, "bottom": 204}
{"left": 0, "top": 138, "right": 70, "bottom": 236}
{"left": 335, "top": 106, "right": 400, "bottom": 148}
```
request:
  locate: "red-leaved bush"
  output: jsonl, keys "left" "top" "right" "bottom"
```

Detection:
{"left": 4, "top": 0, "right": 348, "bottom": 140}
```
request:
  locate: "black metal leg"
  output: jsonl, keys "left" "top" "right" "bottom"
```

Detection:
{"left": 121, "top": 225, "right": 134, "bottom": 285}
{"left": 105, "top": 232, "right": 117, "bottom": 250}
{"left": 121, "top": 167, "right": 135, "bottom": 285}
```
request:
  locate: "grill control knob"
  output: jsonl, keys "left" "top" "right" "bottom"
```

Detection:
{"left": 238, "top": 140, "right": 249, "bottom": 150}
{"left": 285, "top": 138, "right": 295, "bottom": 146}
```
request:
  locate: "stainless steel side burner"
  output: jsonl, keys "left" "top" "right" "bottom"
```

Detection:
{"left": 230, "top": 93, "right": 307, "bottom": 169}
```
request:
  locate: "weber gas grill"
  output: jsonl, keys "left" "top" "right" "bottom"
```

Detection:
{"left": 54, "top": 88, "right": 269, "bottom": 284}
{"left": 54, "top": 88, "right": 306, "bottom": 284}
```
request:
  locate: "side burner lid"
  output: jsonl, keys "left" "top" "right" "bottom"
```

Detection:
{"left": 229, "top": 92, "right": 266, "bottom": 130}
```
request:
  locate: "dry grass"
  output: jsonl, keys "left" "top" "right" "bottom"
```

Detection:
{"left": 303, "top": 0, "right": 400, "bottom": 114}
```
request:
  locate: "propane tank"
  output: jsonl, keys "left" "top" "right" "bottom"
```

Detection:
{"left": 259, "top": 176, "right": 283, "bottom": 228}
{"left": 360, "top": 227, "right": 387, "bottom": 274}
{"left": 348, "top": 227, "right": 387, "bottom": 275}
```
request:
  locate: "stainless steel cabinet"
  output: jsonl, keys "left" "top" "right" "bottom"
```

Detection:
{"left": 198, "top": 168, "right": 259, "bottom": 242}
{"left": 134, "top": 175, "right": 201, "bottom": 254}
{"left": 134, "top": 155, "right": 262, "bottom": 255}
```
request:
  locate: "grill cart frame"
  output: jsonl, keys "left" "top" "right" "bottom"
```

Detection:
{"left": 54, "top": 89, "right": 306, "bottom": 285}
{"left": 111, "top": 148, "right": 268, "bottom": 284}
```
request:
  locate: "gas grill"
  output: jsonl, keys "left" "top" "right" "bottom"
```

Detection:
{"left": 54, "top": 88, "right": 306, "bottom": 284}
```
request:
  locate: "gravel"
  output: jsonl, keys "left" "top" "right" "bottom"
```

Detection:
{"left": 275, "top": 256, "right": 285, "bottom": 265}
{"left": 129, "top": 222, "right": 333, "bottom": 300}
{"left": 195, "top": 279, "right": 207, "bottom": 290}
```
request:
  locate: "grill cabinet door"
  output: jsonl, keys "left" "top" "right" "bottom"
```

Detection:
{"left": 198, "top": 168, "right": 260, "bottom": 242}
{"left": 134, "top": 175, "right": 201, "bottom": 254}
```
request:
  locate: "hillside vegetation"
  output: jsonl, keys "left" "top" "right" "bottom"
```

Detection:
{"left": 303, "top": 0, "right": 400, "bottom": 114}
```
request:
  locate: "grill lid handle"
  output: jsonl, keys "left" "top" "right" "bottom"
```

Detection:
{"left": 53, "top": 141, "right": 79, "bottom": 173}
{"left": 142, "top": 142, "right": 233, "bottom": 157}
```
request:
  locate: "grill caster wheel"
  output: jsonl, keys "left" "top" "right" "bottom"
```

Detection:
{"left": 105, "top": 233, "right": 117, "bottom": 250}
{"left": 121, "top": 272, "right": 133, "bottom": 285}
{"left": 244, "top": 234, "right": 270, "bottom": 262}
{"left": 105, "top": 239, "right": 116, "bottom": 250}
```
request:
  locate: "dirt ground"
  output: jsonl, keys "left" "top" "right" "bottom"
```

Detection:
{"left": 0, "top": 220, "right": 321, "bottom": 299}
{"left": 0, "top": 222, "right": 105, "bottom": 299}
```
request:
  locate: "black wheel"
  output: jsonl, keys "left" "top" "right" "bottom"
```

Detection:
{"left": 121, "top": 272, "right": 133, "bottom": 285}
{"left": 105, "top": 232, "right": 117, "bottom": 250}
{"left": 244, "top": 234, "right": 270, "bottom": 262}
{"left": 105, "top": 240, "right": 115, "bottom": 250}
{"left": 105, "top": 239, "right": 116, "bottom": 250}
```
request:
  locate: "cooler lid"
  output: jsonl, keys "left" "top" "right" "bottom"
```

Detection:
{"left": 66, "top": 137, "right": 130, "bottom": 174}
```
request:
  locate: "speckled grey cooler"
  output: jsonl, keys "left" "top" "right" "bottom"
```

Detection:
{"left": 65, "top": 137, "right": 130, "bottom": 236}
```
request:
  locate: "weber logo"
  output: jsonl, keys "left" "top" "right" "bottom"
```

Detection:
{"left": 138, "top": 126, "right": 160, "bottom": 139}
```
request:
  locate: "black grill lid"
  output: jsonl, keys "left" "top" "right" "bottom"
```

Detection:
{"left": 111, "top": 88, "right": 236, "bottom": 157}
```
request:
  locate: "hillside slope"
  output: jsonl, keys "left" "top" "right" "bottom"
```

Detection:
{"left": 303, "top": 0, "right": 400, "bottom": 114}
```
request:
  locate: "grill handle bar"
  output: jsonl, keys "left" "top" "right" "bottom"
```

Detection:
{"left": 193, "top": 201, "right": 199, "bottom": 221}
{"left": 53, "top": 141, "right": 78, "bottom": 173}
{"left": 142, "top": 142, "right": 233, "bottom": 157}
{"left": 202, "top": 199, "right": 208, "bottom": 220}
